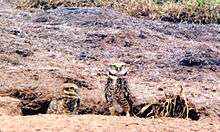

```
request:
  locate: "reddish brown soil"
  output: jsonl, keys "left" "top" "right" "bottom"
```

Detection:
{"left": 0, "top": 0, "right": 219, "bottom": 131}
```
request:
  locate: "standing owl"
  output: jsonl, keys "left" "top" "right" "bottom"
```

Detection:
{"left": 104, "top": 62, "right": 133, "bottom": 117}
{"left": 47, "top": 83, "right": 80, "bottom": 115}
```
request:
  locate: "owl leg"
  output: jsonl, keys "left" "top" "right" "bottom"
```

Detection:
{"left": 183, "top": 100, "right": 189, "bottom": 119}
{"left": 123, "top": 106, "right": 130, "bottom": 117}
{"left": 120, "top": 101, "right": 130, "bottom": 117}
{"left": 109, "top": 106, "right": 116, "bottom": 116}
{"left": 108, "top": 102, "right": 116, "bottom": 116}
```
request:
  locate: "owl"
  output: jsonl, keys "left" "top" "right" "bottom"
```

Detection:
{"left": 47, "top": 83, "right": 80, "bottom": 115}
{"left": 104, "top": 62, "right": 133, "bottom": 117}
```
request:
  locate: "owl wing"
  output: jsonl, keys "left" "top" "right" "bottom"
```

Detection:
{"left": 122, "top": 79, "right": 133, "bottom": 105}
{"left": 47, "top": 100, "right": 58, "bottom": 114}
{"left": 72, "top": 97, "right": 80, "bottom": 114}
{"left": 104, "top": 78, "right": 113, "bottom": 102}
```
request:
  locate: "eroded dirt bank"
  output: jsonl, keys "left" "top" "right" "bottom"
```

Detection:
{"left": 0, "top": 0, "right": 220, "bottom": 131}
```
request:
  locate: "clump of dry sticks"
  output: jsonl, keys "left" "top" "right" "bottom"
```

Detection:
{"left": 138, "top": 85, "right": 199, "bottom": 120}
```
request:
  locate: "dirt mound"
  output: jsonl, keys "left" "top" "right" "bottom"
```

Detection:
{"left": 0, "top": 96, "right": 22, "bottom": 116}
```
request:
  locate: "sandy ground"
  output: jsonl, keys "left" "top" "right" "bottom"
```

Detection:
{"left": 0, "top": 0, "right": 219, "bottom": 131}
{"left": 0, "top": 115, "right": 219, "bottom": 132}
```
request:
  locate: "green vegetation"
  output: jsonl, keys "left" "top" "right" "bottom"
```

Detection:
{"left": 195, "top": 0, "right": 220, "bottom": 6}
{"left": 16, "top": 0, "right": 220, "bottom": 24}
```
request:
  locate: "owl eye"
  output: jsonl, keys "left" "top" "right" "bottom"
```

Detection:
{"left": 64, "top": 87, "right": 69, "bottom": 91}
{"left": 70, "top": 87, "right": 75, "bottom": 90}
{"left": 110, "top": 65, "right": 116, "bottom": 69}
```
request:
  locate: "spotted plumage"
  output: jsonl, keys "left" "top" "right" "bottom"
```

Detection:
{"left": 47, "top": 83, "right": 80, "bottom": 115}
{"left": 104, "top": 62, "right": 133, "bottom": 116}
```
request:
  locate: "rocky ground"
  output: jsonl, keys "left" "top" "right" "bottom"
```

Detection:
{"left": 0, "top": 0, "right": 219, "bottom": 131}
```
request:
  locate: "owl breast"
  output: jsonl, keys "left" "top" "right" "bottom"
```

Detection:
{"left": 63, "top": 97, "right": 80, "bottom": 112}
{"left": 105, "top": 78, "right": 127, "bottom": 100}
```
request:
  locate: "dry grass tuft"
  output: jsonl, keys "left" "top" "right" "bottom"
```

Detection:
{"left": 16, "top": 0, "right": 102, "bottom": 9}
{"left": 16, "top": 0, "right": 220, "bottom": 24}
{"left": 137, "top": 85, "right": 200, "bottom": 120}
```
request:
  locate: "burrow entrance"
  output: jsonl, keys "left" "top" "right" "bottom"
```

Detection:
{"left": 8, "top": 89, "right": 50, "bottom": 116}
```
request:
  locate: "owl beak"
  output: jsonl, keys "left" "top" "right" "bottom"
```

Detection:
{"left": 108, "top": 68, "right": 117, "bottom": 75}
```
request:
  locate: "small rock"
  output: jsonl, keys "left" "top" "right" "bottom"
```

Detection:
{"left": 15, "top": 49, "right": 33, "bottom": 57}
{"left": 211, "top": 89, "right": 216, "bottom": 92}
{"left": 124, "top": 41, "right": 132, "bottom": 47}
{"left": 0, "top": 96, "right": 22, "bottom": 116}
{"left": 62, "top": 7, "right": 101, "bottom": 15}
{"left": 160, "top": 15, "right": 181, "bottom": 23}
{"left": 138, "top": 30, "right": 147, "bottom": 39}
{"left": 79, "top": 51, "right": 88, "bottom": 60}
{"left": 158, "top": 87, "right": 164, "bottom": 91}
{"left": 34, "top": 17, "right": 48, "bottom": 23}
{"left": 9, "top": 28, "right": 24, "bottom": 38}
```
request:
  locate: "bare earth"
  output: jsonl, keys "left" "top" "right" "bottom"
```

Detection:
{"left": 0, "top": 115, "right": 219, "bottom": 132}
{"left": 0, "top": 0, "right": 220, "bottom": 131}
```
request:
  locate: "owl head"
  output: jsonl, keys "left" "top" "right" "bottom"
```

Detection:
{"left": 108, "top": 62, "right": 128, "bottom": 77}
{"left": 61, "top": 83, "right": 79, "bottom": 96}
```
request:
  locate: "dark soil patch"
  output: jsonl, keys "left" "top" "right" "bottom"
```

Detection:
{"left": 15, "top": 49, "right": 33, "bottom": 57}
{"left": 179, "top": 50, "right": 220, "bottom": 67}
